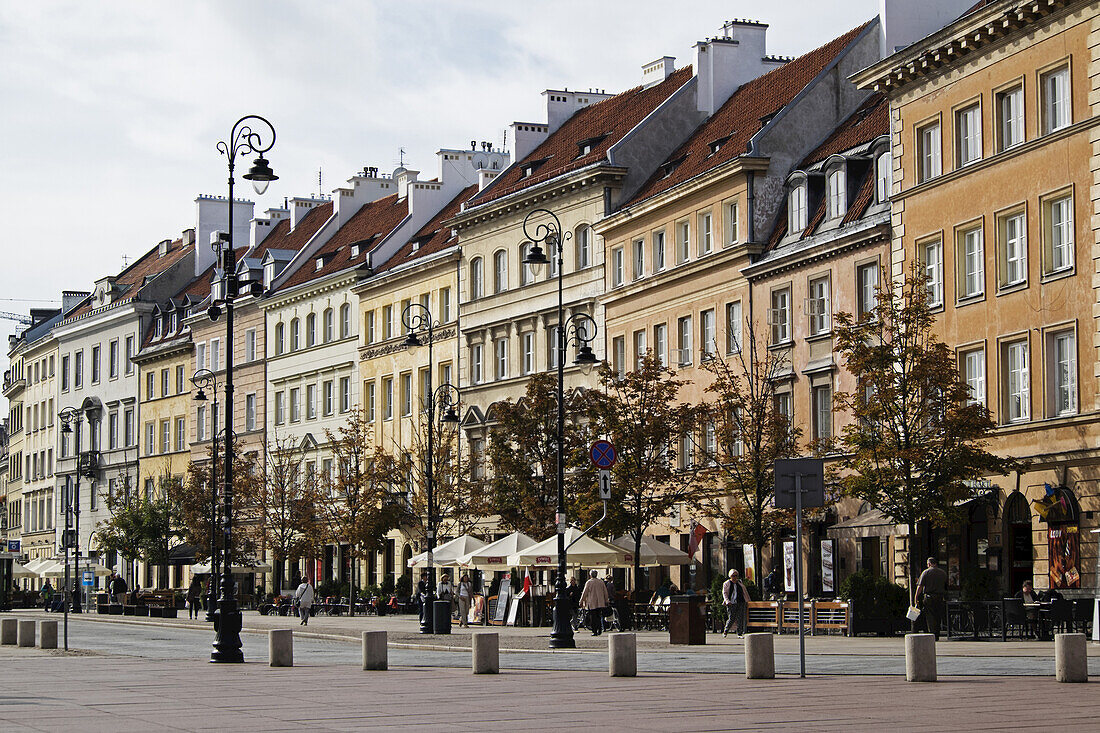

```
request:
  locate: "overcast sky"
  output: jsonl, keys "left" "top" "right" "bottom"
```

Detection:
{"left": 0, "top": 0, "right": 879, "bottom": 350}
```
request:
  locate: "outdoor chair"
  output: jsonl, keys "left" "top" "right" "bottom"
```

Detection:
{"left": 1072, "top": 599, "right": 1093, "bottom": 635}
{"left": 1048, "top": 599, "right": 1073, "bottom": 634}
{"left": 1002, "top": 598, "right": 1029, "bottom": 639}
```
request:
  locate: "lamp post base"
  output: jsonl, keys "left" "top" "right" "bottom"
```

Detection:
{"left": 210, "top": 603, "right": 244, "bottom": 663}
{"left": 549, "top": 596, "right": 576, "bottom": 649}
{"left": 205, "top": 594, "right": 217, "bottom": 623}
{"left": 419, "top": 591, "right": 436, "bottom": 634}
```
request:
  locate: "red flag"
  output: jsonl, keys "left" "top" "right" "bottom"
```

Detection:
{"left": 523, "top": 569, "right": 532, "bottom": 595}
{"left": 687, "top": 521, "right": 707, "bottom": 559}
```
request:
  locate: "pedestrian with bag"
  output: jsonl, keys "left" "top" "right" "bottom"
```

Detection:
{"left": 40, "top": 580, "right": 54, "bottom": 612}
{"left": 457, "top": 574, "right": 473, "bottom": 627}
{"left": 722, "top": 569, "right": 749, "bottom": 638}
{"left": 579, "top": 569, "right": 610, "bottom": 636}
{"left": 914, "top": 557, "right": 947, "bottom": 640}
{"left": 294, "top": 576, "right": 315, "bottom": 626}
{"left": 185, "top": 576, "right": 204, "bottom": 619}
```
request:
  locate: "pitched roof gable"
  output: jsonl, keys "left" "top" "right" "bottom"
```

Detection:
{"left": 374, "top": 184, "right": 477, "bottom": 274}
{"left": 64, "top": 237, "right": 193, "bottom": 321}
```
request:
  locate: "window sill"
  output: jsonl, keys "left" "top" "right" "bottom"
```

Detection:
{"left": 806, "top": 331, "right": 832, "bottom": 343}
{"left": 767, "top": 340, "right": 793, "bottom": 351}
{"left": 1040, "top": 267, "right": 1074, "bottom": 284}
{"left": 955, "top": 292, "right": 985, "bottom": 307}
{"left": 996, "top": 280, "right": 1027, "bottom": 296}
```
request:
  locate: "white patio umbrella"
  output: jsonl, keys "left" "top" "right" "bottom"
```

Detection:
{"left": 509, "top": 528, "right": 634, "bottom": 568}
{"left": 42, "top": 561, "right": 113, "bottom": 578}
{"left": 22, "top": 558, "right": 51, "bottom": 575}
{"left": 612, "top": 535, "right": 691, "bottom": 567}
{"left": 11, "top": 561, "right": 38, "bottom": 579}
{"left": 407, "top": 535, "right": 488, "bottom": 569}
{"left": 457, "top": 531, "right": 538, "bottom": 570}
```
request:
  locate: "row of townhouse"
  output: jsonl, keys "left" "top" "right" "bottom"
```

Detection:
{"left": 3, "top": 0, "right": 1096, "bottom": 601}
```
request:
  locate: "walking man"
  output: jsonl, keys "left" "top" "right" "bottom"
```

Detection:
{"left": 579, "top": 569, "right": 609, "bottom": 636}
{"left": 914, "top": 557, "right": 947, "bottom": 640}
{"left": 294, "top": 575, "right": 314, "bottom": 626}
{"left": 722, "top": 569, "right": 749, "bottom": 638}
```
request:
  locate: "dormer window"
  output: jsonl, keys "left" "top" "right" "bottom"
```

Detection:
{"left": 708, "top": 135, "right": 732, "bottom": 156}
{"left": 154, "top": 316, "right": 162, "bottom": 339}
{"left": 788, "top": 183, "right": 808, "bottom": 234}
{"left": 170, "top": 312, "right": 178, "bottom": 333}
{"left": 521, "top": 158, "right": 548, "bottom": 179}
{"left": 316, "top": 258, "right": 324, "bottom": 271}
{"left": 827, "top": 168, "right": 846, "bottom": 220}
{"left": 576, "top": 135, "right": 606, "bottom": 157}
{"left": 875, "top": 151, "right": 892, "bottom": 204}
{"left": 351, "top": 244, "right": 360, "bottom": 258}
{"left": 264, "top": 261, "right": 275, "bottom": 288}
{"left": 660, "top": 154, "right": 687, "bottom": 179}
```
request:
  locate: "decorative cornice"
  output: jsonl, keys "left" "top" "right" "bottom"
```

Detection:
{"left": 359, "top": 327, "right": 456, "bottom": 361}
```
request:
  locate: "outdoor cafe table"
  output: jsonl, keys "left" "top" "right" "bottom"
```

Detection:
{"left": 945, "top": 599, "right": 1052, "bottom": 640}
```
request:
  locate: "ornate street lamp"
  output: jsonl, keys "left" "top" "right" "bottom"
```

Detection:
{"left": 208, "top": 115, "right": 277, "bottom": 663}
{"left": 521, "top": 208, "right": 598, "bottom": 650}
{"left": 191, "top": 369, "right": 220, "bottom": 623}
{"left": 57, "top": 406, "right": 85, "bottom": 620}
{"left": 402, "top": 302, "right": 462, "bottom": 634}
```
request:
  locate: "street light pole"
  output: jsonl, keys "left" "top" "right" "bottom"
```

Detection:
{"left": 191, "top": 369, "right": 219, "bottom": 623}
{"left": 208, "top": 115, "right": 278, "bottom": 663}
{"left": 57, "top": 407, "right": 84, "bottom": 618}
{"left": 521, "top": 209, "right": 598, "bottom": 650}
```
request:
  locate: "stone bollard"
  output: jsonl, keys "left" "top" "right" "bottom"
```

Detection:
{"left": 1055, "top": 632, "right": 1088, "bottom": 683}
{"left": 17, "top": 620, "right": 35, "bottom": 648}
{"left": 905, "top": 633, "right": 936, "bottom": 682}
{"left": 608, "top": 632, "right": 637, "bottom": 677}
{"left": 744, "top": 632, "right": 775, "bottom": 679}
{"left": 472, "top": 631, "right": 499, "bottom": 674}
{"left": 39, "top": 620, "right": 58, "bottom": 650}
{"left": 362, "top": 630, "right": 387, "bottom": 671}
{"left": 0, "top": 618, "right": 17, "bottom": 645}
{"left": 269, "top": 629, "right": 293, "bottom": 667}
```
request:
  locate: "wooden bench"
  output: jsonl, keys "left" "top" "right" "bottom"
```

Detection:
{"left": 745, "top": 600, "right": 850, "bottom": 636}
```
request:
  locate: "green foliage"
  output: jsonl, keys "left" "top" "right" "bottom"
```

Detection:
{"left": 959, "top": 569, "right": 1001, "bottom": 602}
{"left": 837, "top": 570, "right": 908, "bottom": 621}
{"left": 708, "top": 576, "right": 727, "bottom": 625}
{"left": 380, "top": 575, "right": 396, "bottom": 595}
{"left": 315, "top": 580, "right": 348, "bottom": 599}
{"left": 395, "top": 574, "right": 412, "bottom": 597}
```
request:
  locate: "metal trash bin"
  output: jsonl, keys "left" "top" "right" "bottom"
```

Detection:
{"left": 433, "top": 599, "right": 452, "bottom": 635}
{"left": 669, "top": 594, "right": 707, "bottom": 645}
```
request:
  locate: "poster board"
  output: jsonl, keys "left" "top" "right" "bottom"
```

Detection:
{"left": 820, "top": 539, "right": 835, "bottom": 594}
{"left": 783, "top": 541, "right": 795, "bottom": 592}
{"left": 505, "top": 597, "right": 521, "bottom": 626}
{"left": 1049, "top": 526, "right": 1080, "bottom": 588}
{"left": 493, "top": 572, "right": 513, "bottom": 623}
{"left": 742, "top": 544, "right": 756, "bottom": 584}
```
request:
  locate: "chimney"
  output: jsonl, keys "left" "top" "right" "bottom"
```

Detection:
{"left": 695, "top": 20, "right": 772, "bottom": 116}
{"left": 333, "top": 169, "right": 396, "bottom": 229}
{"left": 509, "top": 122, "right": 549, "bottom": 163}
{"left": 194, "top": 195, "right": 254, "bottom": 276}
{"left": 641, "top": 56, "right": 676, "bottom": 87}
{"left": 879, "top": 0, "right": 975, "bottom": 58}
{"left": 436, "top": 147, "right": 510, "bottom": 194}
{"left": 290, "top": 196, "right": 327, "bottom": 230}
{"left": 249, "top": 207, "right": 289, "bottom": 248}
{"left": 62, "top": 291, "right": 89, "bottom": 314}
{"left": 478, "top": 169, "right": 501, "bottom": 192}
{"left": 543, "top": 88, "right": 614, "bottom": 134}
{"left": 181, "top": 228, "right": 196, "bottom": 247}
{"left": 157, "top": 239, "right": 172, "bottom": 257}
{"left": 395, "top": 167, "right": 419, "bottom": 199}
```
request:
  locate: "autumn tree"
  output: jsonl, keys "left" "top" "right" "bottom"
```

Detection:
{"left": 479, "top": 372, "right": 597, "bottom": 538}
{"left": 94, "top": 473, "right": 147, "bottom": 584}
{"left": 585, "top": 353, "right": 708, "bottom": 587}
{"left": 258, "top": 432, "right": 323, "bottom": 595}
{"left": 319, "top": 410, "right": 408, "bottom": 615}
{"left": 833, "top": 265, "right": 1014, "bottom": 591}
{"left": 179, "top": 440, "right": 263, "bottom": 570}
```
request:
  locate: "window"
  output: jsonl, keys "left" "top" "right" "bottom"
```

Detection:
{"left": 365, "top": 311, "right": 376, "bottom": 344}
{"left": 210, "top": 338, "right": 221, "bottom": 371}
{"left": 145, "top": 372, "right": 155, "bottom": 400}
{"left": 632, "top": 239, "right": 645, "bottom": 280}
{"left": 322, "top": 308, "right": 334, "bottom": 343}
{"left": 812, "top": 384, "right": 832, "bottom": 441}
{"left": 274, "top": 323, "right": 284, "bottom": 355}
{"left": 469, "top": 257, "right": 483, "bottom": 299}
{"left": 677, "top": 434, "right": 693, "bottom": 470}
{"left": 125, "top": 335, "right": 134, "bottom": 374}
{"left": 109, "top": 340, "right": 119, "bottom": 379}
{"left": 175, "top": 416, "right": 186, "bottom": 451}
{"left": 365, "top": 382, "right": 376, "bottom": 422}
{"left": 676, "top": 315, "right": 693, "bottom": 367}
{"left": 290, "top": 319, "right": 300, "bottom": 351}
{"left": 827, "top": 169, "right": 846, "bottom": 219}
{"left": 917, "top": 121, "right": 942, "bottom": 182}
{"left": 493, "top": 250, "right": 508, "bottom": 293}
{"left": 244, "top": 393, "right": 256, "bottom": 431}
{"left": 875, "top": 152, "right": 892, "bottom": 203}
{"left": 770, "top": 288, "right": 791, "bottom": 344}
{"left": 271, "top": 393, "right": 285, "bottom": 428}
{"left": 470, "top": 344, "right": 483, "bottom": 384}
{"left": 725, "top": 301, "right": 742, "bottom": 354}
{"left": 494, "top": 338, "right": 508, "bottom": 380}
{"left": 548, "top": 326, "right": 562, "bottom": 370}
{"left": 196, "top": 342, "right": 208, "bottom": 373}
{"left": 955, "top": 103, "right": 982, "bottom": 167}
{"left": 923, "top": 239, "right": 944, "bottom": 307}
{"left": 339, "top": 377, "right": 350, "bottom": 413}
{"left": 306, "top": 313, "right": 316, "bottom": 347}
{"left": 1048, "top": 330, "right": 1077, "bottom": 416}
{"left": 726, "top": 202, "right": 740, "bottom": 245}
{"left": 677, "top": 220, "right": 690, "bottom": 264}
{"left": 306, "top": 384, "right": 317, "bottom": 419}
{"left": 522, "top": 332, "right": 534, "bottom": 375}
{"left": 698, "top": 211, "right": 713, "bottom": 255}
{"left": 1044, "top": 193, "right": 1074, "bottom": 274}
{"left": 575, "top": 225, "right": 591, "bottom": 269}
{"left": 610, "top": 247, "right": 624, "bottom": 287}
{"left": 653, "top": 323, "right": 668, "bottom": 367}
{"left": 652, "top": 230, "right": 666, "bottom": 272}
{"left": 788, "top": 184, "right": 807, "bottom": 233}
{"left": 1041, "top": 65, "right": 1071, "bottom": 134}
{"left": 161, "top": 368, "right": 170, "bottom": 397}
{"left": 382, "top": 306, "right": 393, "bottom": 340}
{"left": 808, "top": 276, "right": 830, "bottom": 335}
{"left": 61, "top": 355, "right": 69, "bottom": 391}
{"left": 400, "top": 373, "right": 412, "bottom": 417}
{"left": 775, "top": 392, "right": 792, "bottom": 422}
{"left": 956, "top": 225, "right": 984, "bottom": 299}
{"left": 245, "top": 329, "right": 256, "bottom": 362}
{"left": 548, "top": 237, "right": 559, "bottom": 279}
{"left": 998, "top": 211, "right": 1027, "bottom": 288}
{"left": 856, "top": 262, "right": 879, "bottom": 319}
{"left": 340, "top": 303, "right": 351, "bottom": 338}
{"left": 124, "top": 409, "right": 134, "bottom": 447}
{"left": 176, "top": 365, "right": 185, "bottom": 394}
{"left": 440, "top": 288, "right": 452, "bottom": 322}
{"left": 633, "top": 329, "right": 647, "bottom": 370}
{"left": 91, "top": 345, "right": 100, "bottom": 383}
{"left": 961, "top": 347, "right": 986, "bottom": 406}
{"left": 145, "top": 422, "right": 155, "bottom": 456}
{"left": 320, "top": 380, "right": 333, "bottom": 416}
{"left": 441, "top": 362, "right": 452, "bottom": 386}
{"left": 520, "top": 243, "right": 534, "bottom": 286}
{"left": 996, "top": 85, "right": 1024, "bottom": 151}
{"left": 290, "top": 387, "right": 301, "bottom": 422}
{"left": 612, "top": 336, "right": 626, "bottom": 378}
{"left": 700, "top": 309, "right": 716, "bottom": 359}
{"left": 1002, "top": 339, "right": 1030, "bottom": 422}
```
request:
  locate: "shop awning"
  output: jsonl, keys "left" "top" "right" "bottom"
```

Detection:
{"left": 826, "top": 509, "right": 905, "bottom": 540}
{"left": 168, "top": 544, "right": 198, "bottom": 565}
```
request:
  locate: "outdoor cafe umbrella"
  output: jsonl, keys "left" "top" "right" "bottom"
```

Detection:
{"left": 407, "top": 534, "right": 487, "bottom": 569}
{"left": 456, "top": 531, "right": 538, "bottom": 570}
{"left": 22, "top": 558, "right": 51, "bottom": 575}
{"left": 612, "top": 534, "right": 690, "bottom": 567}
{"left": 41, "top": 560, "right": 113, "bottom": 578}
{"left": 508, "top": 527, "right": 633, "bottom": 568}
{"left": 11, "top": 561, "right": 38, "bottom": 579}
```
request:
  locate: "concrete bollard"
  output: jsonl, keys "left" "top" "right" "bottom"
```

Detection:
{"left": 744, "top": 632, "right": 775, "bottom": 679}
{"left": 362, "top": 630, "right": 387, "bottom": 671}
{"left": 17, "top": 620, "right": 35, "bottom": 648}
{"left": 609, "top": 632, "right": 637, "bottom": 677}
{"left": 39, "top": 620, "right": 58, "bottom": 650}
{"left": 472, "top": 631, "right": 499, "bottom": 674}
{"left": 0, "top": 618, "right": 17, "bottom": 645}
{"left": 269, "top": 629, "right": 293, "bottom": 667}
{"left": 905, "top": 633, "right": 936, "bottom": 682}
{"left": 1055, "top": 632, "right": 1088, "bottom": 682}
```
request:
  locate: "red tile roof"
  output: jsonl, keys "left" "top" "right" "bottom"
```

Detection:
{"left": 470, "top": 67, "right": 695, "bottom": 206}
{"left": 277, "top": 193, "right": 408, "bottom": 291}
{"left": 252, "top": 202, "right": 332, "bottom": 259}
{"left": 626, "top": 21, "right": 874, "bottom": 207}
{"left": 64, "top": 237, "right": 193, "bottom": 321}
{"left": 374, "top": 185, "right": 477, "bottom": 274}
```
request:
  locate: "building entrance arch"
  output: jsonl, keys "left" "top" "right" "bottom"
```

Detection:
{"left": 1003, "top": 491, "right": 1032, "bottom": 592}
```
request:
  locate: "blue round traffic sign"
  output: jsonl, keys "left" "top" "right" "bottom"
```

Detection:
{"left": 590, "top": 440, "right": 617, "bottom": 469}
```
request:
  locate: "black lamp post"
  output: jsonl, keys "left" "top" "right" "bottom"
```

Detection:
{"left": 521, "top": 208, "right": 598, "bottom": 650}
{"left": 402, "top": 303, "right": 462, "bottom": 634}
{"left": 57, "top": 407, "right": 84, "bottom": 618}
{"left": 191, "top": 368, "right": 220, "bottom": 623}
{"left": 207, "top": 115, "right": 277, "bottom": 663}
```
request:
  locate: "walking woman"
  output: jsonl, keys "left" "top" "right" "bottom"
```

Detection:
{"left": 186, "top": 576, "right": 204, "bottom": 619}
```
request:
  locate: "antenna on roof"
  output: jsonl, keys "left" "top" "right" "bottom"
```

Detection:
{"left": 121, "top": 255, "right": 130, "bottom": 268}
{"left": 399, "top": 147, "right": 407, "bottom": 166}
{"left": 318, "top": 167, "right": 323, "bottom": 197}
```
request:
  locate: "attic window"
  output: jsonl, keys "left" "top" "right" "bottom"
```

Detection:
{"left": 576, "top": 135, "right": 607, "bottom": 157}
{"left": 660, "top": 154, "right": 688, "bottom": 179}
{"left": 708, "top": 135, "right": 732, "bottom": 156}
{"left": 351, "top": 244, "right": 360, "bottom": 258}
{"left": 521, "top": 158, "right": 549, "bottom": 178}
{"left": 315, "top": 257, "right": 324, "bottom": 271}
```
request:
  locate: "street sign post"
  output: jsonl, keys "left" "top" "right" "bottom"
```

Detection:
{"left": 590, "top": 440, "right": 617, "bottom": 469}
{"left": 82, "top": 571, "right": 94, "bottom": 587}
{"left": 774, "top": 458, "right": 824, "bottom": 679}
{"left": 598, "top": 469, "right": 612, "bottom": 500}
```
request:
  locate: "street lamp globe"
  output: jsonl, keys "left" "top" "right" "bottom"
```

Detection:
{"left": 243, "top": 155, "right": 278, "bottom": 195}
{"left": 522, "top": 242, "right": 548, "bottom": 278}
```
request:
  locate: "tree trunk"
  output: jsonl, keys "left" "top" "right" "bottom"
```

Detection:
{"left": 274, "top": 558, "right": 284, "bottom": 596}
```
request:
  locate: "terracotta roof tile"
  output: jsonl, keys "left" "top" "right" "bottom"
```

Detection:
{"left": 626, "top": 21, "right": 873, "bottom": 207}
{"left": 252, "top": 202, "right": 332, "bottom": 259}
{"left": 64, "top": 237, "right": 193, "bottom": 321}
{"left": 800, "top": 93, "right": 888, "bottom": 168}
{"left": 374, "top": 185, "right": 477, "bottom": 274}
{"left": 470, "top": 67, "right": 695, "bottom": 207}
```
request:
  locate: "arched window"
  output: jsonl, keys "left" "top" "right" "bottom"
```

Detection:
{"left": 788, "top": 182, "right": 807, "bottom": 234}
{"left": 520, "top": 243, "right": 534, "bottom": 286}
{"left": 575, "top": 225, "right": 591, "bottom": 269}
{"left": 290, "top": 318, "right": 300, "bottom": 351}
{"left": 875, "top": 151, "right": 892, "bottom": 204}
{"left": 323, "top": 308, "right": 334, "bottom": 343}
{"left": 470, "top": 257, "right": 483, "bottom": 299}
{"left": 306, "top": 313, "right": 317, "bottom": 347}
{"left": 493, "top": 250, "right": 507, "bottom": 293}
{"left": 274, "top": 322, "right": 285, "bottom": 355}
{"left": 827, "top": 167, "right": 846, "bottom": 220}
{"left": 339, "top": 303, "right": 351, "bottom": 339}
